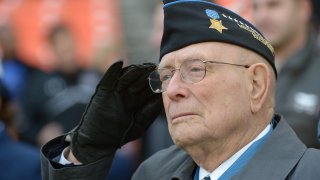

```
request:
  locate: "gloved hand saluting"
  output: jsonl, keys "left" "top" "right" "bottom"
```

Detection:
{"left": 68, "top": 61, "right": 163, "bottom": 164}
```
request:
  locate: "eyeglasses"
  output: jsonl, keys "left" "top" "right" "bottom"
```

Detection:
{"left": 148, "top": 59, "right": 250, "bottom": 93}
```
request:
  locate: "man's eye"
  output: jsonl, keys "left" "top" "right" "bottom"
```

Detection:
{"left": 189, "top": 66, "right": 205, "bottom": 73}
{"left": 191, "top": 67, "right": 204, "bottom": 72}
{"left": 160, "top": 74, "right": 172, "bottom": 81}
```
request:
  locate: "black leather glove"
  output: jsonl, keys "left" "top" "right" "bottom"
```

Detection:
{"left": 68, "top": 61, "right": 163, "bottom": 164}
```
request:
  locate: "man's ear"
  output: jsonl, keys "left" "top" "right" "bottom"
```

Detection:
{"left": 247, "top": 63, "right": 270, "bottom": 113}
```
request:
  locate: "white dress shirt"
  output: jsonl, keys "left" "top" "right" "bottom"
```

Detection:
{"left": 199, "top": 124, "right": 272, "bottom": 180}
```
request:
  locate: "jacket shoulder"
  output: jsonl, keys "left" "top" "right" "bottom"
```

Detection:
{"left": 132, "top": 145, "right": 192, "bottom": 179}
{"left": 288, "top": 148, "right": 320, "bottom": 179}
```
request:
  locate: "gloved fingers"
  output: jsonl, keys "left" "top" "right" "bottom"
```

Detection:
{"left": 125, "top": 65, "right": 155, "bottom": 94}
{"left": 123, "top": 78, "right": 151, "bottom": 111}
{"left": 125, "top": 70, "right": 153, "bottom": 95}
{"left": 120, "top": 64, "right": 157, "bottom": 110}
{"left": 74, "top": 62, "right": 124, "bottom": 130}
{"left": 120, "top": 63, "right": 156, "bottom": 79}
{"left": 121, "top": 93, "right": 163, "bottom": 145}
{"left": 98, "top": 61, "right": 124, "bottom": 89}
{"left": 134, "top": 93, "right": 163, "bottom": 128}
{"left": 116, "top": 63, "right": 156, "bottom": 92}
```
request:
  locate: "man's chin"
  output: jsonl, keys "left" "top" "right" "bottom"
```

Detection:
{"left": 171, "top": 133, "right": 199, "bottom": 149}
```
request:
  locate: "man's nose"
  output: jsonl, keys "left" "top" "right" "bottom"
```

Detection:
{"left": 165, "top": 72, "right": 188, "bottom": 100}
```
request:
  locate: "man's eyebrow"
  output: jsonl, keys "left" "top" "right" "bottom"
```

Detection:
{"left": 158, "top": 63, "right": 174, "bottom": 69}
{"left": 184, "top": 54, "right": 206, "bottom": 61}
{"left": 158, "top": 53, "right": 207, "bottom": 69}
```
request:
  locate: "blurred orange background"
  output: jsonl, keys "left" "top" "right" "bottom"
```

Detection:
{"left": 0, "top": 0, "right": 122, "bottom": 71}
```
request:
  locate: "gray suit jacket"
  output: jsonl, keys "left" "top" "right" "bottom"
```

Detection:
{"left": 41, "top": 116, "right": 320, "bottom": 180}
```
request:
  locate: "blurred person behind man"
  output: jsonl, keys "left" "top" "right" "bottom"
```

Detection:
{"left": 21, "top": 24, "right": 100, "bottom": 146}
{"left": 0, "top": 22, "right": 36, "bottom": 136}
{"left": 252, "top": 0, "right": 320, "bottom": 148}
{"left": 0, "top": 22, "right": 34, "bottom": 100}
{"left": 0, "top": 61, "right": 41, "bottom": 180}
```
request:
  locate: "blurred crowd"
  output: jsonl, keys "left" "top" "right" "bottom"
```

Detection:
{"left": 0, "top": 0, "right": 320, "bottom": 179}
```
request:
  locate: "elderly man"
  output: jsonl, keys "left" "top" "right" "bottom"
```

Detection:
{"left": 41, "top": 0, "right": 320, "bottom": 179}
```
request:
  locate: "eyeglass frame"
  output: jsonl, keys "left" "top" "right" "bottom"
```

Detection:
{"left": 148, "top": 59, "right": 250, "bottom": 93}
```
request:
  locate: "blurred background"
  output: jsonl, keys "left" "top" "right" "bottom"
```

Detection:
{"left": 0, "top": 0, "right": 319, "bottom": 179}
{"left": 0, "top": 0, "right": 161, "bottom": 71}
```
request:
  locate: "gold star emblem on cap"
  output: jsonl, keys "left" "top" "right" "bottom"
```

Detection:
{"left": 209, "top": 18, "right": 228, "bottom": 33}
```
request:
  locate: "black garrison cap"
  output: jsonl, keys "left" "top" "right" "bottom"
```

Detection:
{"left": 160, "top": 0, "right": 277, "bottom": 77}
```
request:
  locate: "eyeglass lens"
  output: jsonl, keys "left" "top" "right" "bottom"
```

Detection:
{"left": 148, "top": 59, "right": 207, "bottom": 93}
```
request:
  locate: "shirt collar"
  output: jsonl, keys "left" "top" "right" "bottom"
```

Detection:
{"left": 199, "top": 123, "right": 272, "bottom": 180}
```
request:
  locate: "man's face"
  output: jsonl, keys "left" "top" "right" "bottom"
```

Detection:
{"left": 252, "top": 0, "right": 301, "bottom": 48}
{"left": 160, "top": 42, "right": 252, "bottom": 148}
